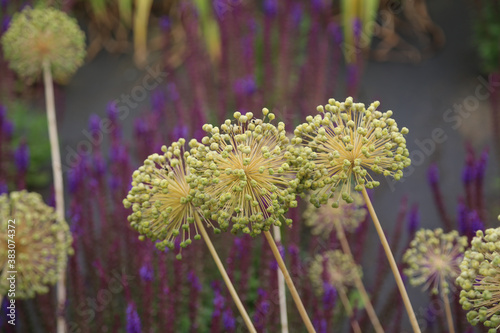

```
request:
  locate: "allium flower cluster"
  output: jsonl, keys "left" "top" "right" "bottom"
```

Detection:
{"left": 309, "top": 250, "right": 361, "bottom": 295}
{"left": 123, "top": 139, "right": 214, "bottom": 253}
{"left": 304, "top": 192, "right": 366, "bottom": 237}
{"left": 0, "top": 191, "right": 73, "bottom": 298}
{"left": 403, "top": 228, "right": 467, "bottom": 295}
{"left": 293, "top": 97, "right": 411, "bottom": 206}
{"left": 1, "top": 6, "right": 86, "bottom": 82}
{"left": 188, "top": 109, "right": 302, "bottom": 236}
{"left": 457, "top": 228, "right": 500, "bottom": 331}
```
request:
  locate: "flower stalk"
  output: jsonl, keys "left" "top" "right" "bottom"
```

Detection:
{"left": 361, "top": 187, "right": 420, "bottom": 333}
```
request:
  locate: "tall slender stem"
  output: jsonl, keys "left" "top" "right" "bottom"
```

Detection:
{"left": 361, "top": 187, "right": 421, "bottom": 333}
{"left": 441, "top": 282, "right": 455, "bottom": 333}
{"left": 263, "top": 230, "right": 316, "bottom": 333}
{"left": 272, "top": 225, "right": 289, "bottom": 333}
{"left": 334, "top": 221, "right": 385, "bottom": 333}
{"left": 43, "top": 60, "right": 67, "bottom": 333}
{"left": 194, "top": 216, "right": 256, "bottom": 333}
{"left": 337, "top": 286, "right": 362, "bottom": 333}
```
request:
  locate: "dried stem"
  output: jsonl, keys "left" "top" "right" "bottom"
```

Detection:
{"left": 361, "top": 187, "right": 421, "bottom": 333}
{"left": 441, "top": 280, "right": 455, "bottom": 333}
{"left": 264, "top": 230, "right": 316, "bottom": 333}
{"left": 42, "top": 60, "right": 67, "bottom": 333}
{"left": 334, "top": 221, "right": 385, "bottom": 333}
{"left": 272, "top": 225, "right": 289, "bottom": 333}
{"left": 337, "top": 286, "right": 362, "bottom": 333}
{"left": 194, "top": 215, "right": 256, "bottom": 333}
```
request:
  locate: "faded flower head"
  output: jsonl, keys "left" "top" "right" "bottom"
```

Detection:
{"left": 293, "top": 97, "right": 411, "bottom": 206}
{"left": 1, "top": 6, "right": 85, "bottom": 83}
{"left": 0, "top": 191, "right": 73, "bottom": 298}
{"left": 403, "top": 228, "right": 467, "bottom": 295}
{"left": 123, "top": 139, "right": 214, "bottom": 256}
{"left": 304, "top": 191, "right": 366, "bottom": 237}
{"left": 309, "top": 250, "right": 361, "bottom": 295}
{"left": 456, "top": 228, "right": 500, "bottom": 330}
{"left": 189, "top": 109, "right": 301, "bottom": 236}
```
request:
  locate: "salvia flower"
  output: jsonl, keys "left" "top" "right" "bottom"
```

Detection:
{"left": 123, "top": 139, "right": 214, "bottom": 254}
{"left": 189, "top": 109, "right": 301, "bottom": 235}
{"left": 309, "top": 250, "right": 361, "bottom": 295}
{"left": 403, "top": 228, "right": 467, "bottom": 295}
{"left": 303, "top": 191, "right": 366, "bottom": 237}
{"left": 0, "top": 191, "right": 73, "bottom": 298}
{"left": 1, "top": 6, "right": 85, "bottom": 83}
{"left": 293, "top": 97, "right": 411, "bottom": 206}
{"left": 457, "top": 228, "right": 500, "bottom": 330}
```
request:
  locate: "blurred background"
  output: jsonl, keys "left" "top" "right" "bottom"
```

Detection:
{"left": 0, "top": 0, "right": 499, "bottom": 332}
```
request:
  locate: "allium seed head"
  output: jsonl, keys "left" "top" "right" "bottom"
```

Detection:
{"left": 123, "top": 139, "right": 214, "bottom": 255}
{"left": 1, "top": 6, "right": 86, "bottom": 83}
{"left": 456, "top": 228, "right": 500, "bottom": 330}
{"left": 0, "top": 191, "right": 73, "bottom": 298}
{"left": 403, "top": 228, "right": 467, "bottom": 295}
{"left": 304, "top": 191, "right": 366, "bottom": 237}
{"left": 189, "top": 110, "right": 301, "bottom": 236}
{"left": 293, "top": 97, "right": 411, "bottom": 206}
{"left": 309, "top": 250, "right": 361, "bottom": 295}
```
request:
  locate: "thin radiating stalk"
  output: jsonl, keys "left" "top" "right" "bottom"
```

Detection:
{"left": 334, "top": 221, "right": 385, "bottom": 333}
{"left": 194, "top": 215, "right": 256, "bottom": 333}
{"left": 272, "top": 225, "right": 289, "bottom": 333}
{"left": 263, "top": 230, "right": 316, "bottom": 333}
{"left": 338, "top": 286, "right": 362, "bottom": 333}
{"left": 441, "top": 278, "right": 455, "bottom": 333}
{"left": 42, "top": 60, "right": 67, "bottom": 333}
{"left": 361, "top": 187, "right": 421, "bottom": 333}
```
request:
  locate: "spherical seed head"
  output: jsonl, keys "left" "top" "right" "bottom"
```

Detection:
{"left": 403, "top": 228, "right": 467, "bottom": 296}
{"left": 309, "top": 250, "right": 361, "bottom": 295}
{"left": 304, "top": 191, "right": 366, "bottom": 237}
{"left": 189, "top": 110, "right": 300, "bottom": 236}
{"left": 123, "top": 139, "right": 212, "bottom": 253}
{"left": 1, "top": 6, "right": 86, "bottom": 83}
{"left": 456, "top": 228, "right": 500, "bottom": 329}
{"left": 293, "top": 97, "right": 411, "bottom": 205}
{"left": 0, "top": 191, "right": 73, "bottom": 299}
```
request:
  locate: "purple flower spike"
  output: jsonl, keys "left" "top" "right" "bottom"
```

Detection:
{"left": 88, "top": 114, "right": 101, "bottom": 136}
{"left": 408, "top": 204, "right": 420, "bottom": 234}
{"left": 322, "top": 283, "right": 337, "bottom": 310}
{"left": 187, "top": 271, "right": 202, "bottom": 292}
{"left": 291, "top": 4, "right": 302, "bottom": 28}
{"left": 427, "top": 164, "right": 439, "bottom": 186}
{"left": 126, "top": 303, "right": 142, "bottom": 333}
{"left": 171, "top": 124, "right": 188, "bottom": 141}
{"left": 139, "top": 262, "right": 154, "bottom": 282}
{"left": 14, "top": 141, "right": 30, "bottom": 173}
{"left": 0, "top": 181, "right": 7, "bottom": 195}
{"left": 263, "top": 0, "right": 277, "bottom": 17}
{"left": 457, "top": 200, "right": 468, "bottom": 236}
{"left": 476, "top": 148, "right": 489, "bottom": 180}
{"left": 1, "top": 16, "right": 10, "bottom": 35}
{"left": 223, "top": 308, "right": 236, "bottom": 330}
{"left": 468, "top": 210, "right": 484, "bottom": 234}
{"left": 3, "top": 119, "right": 13, "bottom": 140}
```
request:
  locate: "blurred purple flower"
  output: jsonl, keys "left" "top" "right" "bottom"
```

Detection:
{"left": 134, "top": 118, "right": 148, "bottom": 137}
{"left": 291, "top": 4, "right": 302, "bottom": 28}
{"left": 0, "top": 181, "right": 7, "bottom": 195}
{"left": 462, "top": 162, "right": 475, "bottom": 184}
{"left": 88, "top": 114, "right": 101, "bottom": 137}
{"left": 171, "top": 124, "right": 188, "bottom": 141}
{"left": 167, "top": 83, "right": 179, "bottom": 101}
{"left": 322, "top": 282, "right": 336, "bottom": 310}
{"left": 476, "top": 148, "right": 489, "bottom": 180}
{"left": 468, "top": 210, "right": 484, "bottom": 234}
{"left": 234, "top": 76, "right": 257, "bottom": 96}
{"left": 427, "top": 163, "right": 439, "bottom": 186}
{"left": 187, "top": 271, "right": 202, "bottom": 292}
{"left": 263, "top": 0, "right": 277, "bottom": 17}
{"left": 139, "top": 262, "right": 154, "bottom": 282}
{"left": 3, "top": 119, "right": 13, "bottom": 140}
{"left": 14, "top": 141, "right": 29, "bottom": 173}
{"left": 353, "top": 17, "right": 362, "bottom": 40}
{"left": 457, "top": 200, "right": 467, "bottom": 235}
{"left": 1, "top": 16, "right": 10, "bottom": 35}
{"left": 126, "top": 303, "right": 142, "bottom": 333}
{"left": 223, "top": 308, "right": 236, "bottom": 330}
{"left": 408, "top": 204, "right": 420, "bottom": 234}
